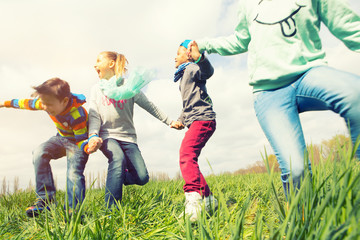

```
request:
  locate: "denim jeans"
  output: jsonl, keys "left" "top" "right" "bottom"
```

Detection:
{"left": 32, "top": 135, "right": 88, "bottom": 208}
{"left": 253, "top": 66, "right": 360, "bottom": 195}
{"left": 100, "top": 138, "right": 149, "bottom": 208}
{"left": 179, "top": 120, "right": 216, "bottom": 197}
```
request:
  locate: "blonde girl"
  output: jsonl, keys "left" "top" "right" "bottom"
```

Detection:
{"left": 88, "top": 51, "right": 181, "bottom": 208}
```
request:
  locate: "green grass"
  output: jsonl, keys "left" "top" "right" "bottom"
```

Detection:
{"left": 1, "top": 144, "right": 360, "bottom": 239}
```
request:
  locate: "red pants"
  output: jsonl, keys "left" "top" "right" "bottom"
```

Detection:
{"left": 179, "top": 120, "right": 216, "bottom": 197}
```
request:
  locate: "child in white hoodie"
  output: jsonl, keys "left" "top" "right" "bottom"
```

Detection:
{"left": 194, "top": 0, "right": 360, "bottom": 197}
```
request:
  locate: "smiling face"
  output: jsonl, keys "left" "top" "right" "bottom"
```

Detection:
{"left": 39, "top": 93, "right": 69, "bottom": 116}
{"left": 94, "top": 53, "right": 116, "bottom": 80}
{"left": 174, "top": 46, "right": 189, "bottom": 69}
{"left": 254, "top": 0, "right": 306, "bottom": 37}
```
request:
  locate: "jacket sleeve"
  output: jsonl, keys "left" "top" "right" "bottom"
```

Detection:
{"left": 177, "top": 82, "right": 187, "bottom": 124}
{"left": 4, "top": 98, "right": 43, "bottom": 110}
{"left": 69, "top": 106, "right": 89, "bottom": 153}
{"left": 319, "top": 0, "right": 360, "bottom": 52}
{"left": 134, "top": 92, "right": 172, "bottom": 125}
{"left": 88, "top": 85, "right": 102, "bottom": 135}
{"left": 176, "top": 67, "right": 196, "bottom": 124}
{"left": 196, "top": 56, "right": 215, "bottom": 81}
{"left": 197, "top": 1, "right": 250, "bottom": 56}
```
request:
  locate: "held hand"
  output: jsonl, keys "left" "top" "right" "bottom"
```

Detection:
{"left": 170, "top": 121, "right": 185, "bottom": 130}
{"left": 186, "top": 40, "right": 201, "bottom": 63}
{"left": 88, "top": 136, "right": 103, "bottom": 154}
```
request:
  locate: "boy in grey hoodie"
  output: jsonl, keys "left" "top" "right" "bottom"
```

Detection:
{"left": 172, "top": 40, "right": 217, "bottom": 222}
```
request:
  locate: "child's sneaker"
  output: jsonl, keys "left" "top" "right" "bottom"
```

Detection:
{"left": 181, "top": 191, "right": 202, "bottom": 222}
{"left": 25, "top": 198, "right": 53, "bottom": 217}
{"left": 203, "top": 194, "right": 218, "bottom": 212}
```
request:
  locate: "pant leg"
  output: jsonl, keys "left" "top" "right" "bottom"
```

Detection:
{"left": 100, "top": 138, "right": 126, "bottom": 208}
{"left": 254, "top": 66, "right": 360, "bottom": 197}
{"left": 296, "top": 66, "right": 360, "bottom": 159}
{"left": 179, "top": 120, "right": 216, "bottom": 197}
{"left": 121, "top": 142, "right": 149, "bottom": 186}
{"left": 253, "top": 84, "right": 309, "bottom": 195}
{"left": 64, "top": 138, "right": 88, "bottom": 209}
{"left": 32, "top": 136, "right": 66, "bottom": 200}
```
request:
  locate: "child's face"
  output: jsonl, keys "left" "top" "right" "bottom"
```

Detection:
{"left": 175, "top": 46, "right": 189, "bottom": 68}
{"left": 39, "top": 94, "right": 69, "bottom": 116}
{"left": 94, "top": 53, "right": 115, "bottom": 80}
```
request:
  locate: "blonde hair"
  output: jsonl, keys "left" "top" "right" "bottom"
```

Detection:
{"left": 101, "top": 51, "right": 129, "bottom": 78}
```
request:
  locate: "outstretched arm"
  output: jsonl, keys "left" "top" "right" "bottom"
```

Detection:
{"left": 196, "top": 33, "right": 249, "bottom": 56}
{"left": 87, "top": 86, "right": 103, "bottom": 154}
{"left": 1, "top": 98, "right": 43, "bottom": 110}
{"left": 134, "top": 92, "right": 173, "bottom": 126}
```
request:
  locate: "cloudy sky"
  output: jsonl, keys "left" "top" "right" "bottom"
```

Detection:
{"left": 1, "top": 0, "right": 359, "bottom": 190}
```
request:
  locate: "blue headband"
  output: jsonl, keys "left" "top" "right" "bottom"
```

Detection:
{"left": 180, "top": 39, "right": 192, "bottom": 49}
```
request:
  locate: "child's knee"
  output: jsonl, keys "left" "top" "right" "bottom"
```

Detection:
{"left": 138, "top": 174, "right": 149, "bottom": 185}
{"left": 32, "top": 145, "right": 49, "bottom": 164}
{"left": 67, "top": 170, "right": 85, "bottom": 185}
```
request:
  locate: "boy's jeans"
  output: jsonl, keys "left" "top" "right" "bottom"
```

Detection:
{"left": 253, "top": 66, "right": 360, "bottom": 194}
{"left": 100, "top": 139, "right": 149, "bottom": 208}
{"left": 33, "top": 136, "right": 88, "bottom": 208}
{"left": 180, "top": 120, "right": 216, "bottom": 197}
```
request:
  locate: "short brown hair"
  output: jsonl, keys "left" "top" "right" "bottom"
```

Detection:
{"left": 32, "top": 78, "right": 71, "bottom": 101}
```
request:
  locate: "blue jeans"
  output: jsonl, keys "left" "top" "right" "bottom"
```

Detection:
{"left": 100, "top": 139, "right": 149, "bottom": 208}
{"left": 253, "top": 66, "right": 360, "bottom": 194}
{"left": 33, "top": 136, "right": 88, "bottom": 208}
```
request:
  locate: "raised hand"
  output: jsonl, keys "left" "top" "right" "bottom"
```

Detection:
{"left": 187, "top": 40, "right": 201, "bottom": 62}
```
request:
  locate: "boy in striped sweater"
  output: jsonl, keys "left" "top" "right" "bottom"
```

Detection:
{"left": 0, "top": 77, "right": 89, "bottom": 217}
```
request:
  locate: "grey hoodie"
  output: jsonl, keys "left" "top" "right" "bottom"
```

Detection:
{"left": 178, "top": 57, "right": 216, "bottom": 128}
{"left": 89, "top": 84, "right": 171, "bottom": 143}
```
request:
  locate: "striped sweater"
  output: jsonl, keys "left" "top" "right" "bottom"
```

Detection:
{"left": 4, "top": 93, "right": 89, "bottom": 153}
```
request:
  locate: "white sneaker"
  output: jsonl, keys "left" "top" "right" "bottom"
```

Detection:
{"left": 203, "top": 195, "right": 218, "bottom": 212}
{"left": 182, "top": 192, "right": 202, "bottom": 222}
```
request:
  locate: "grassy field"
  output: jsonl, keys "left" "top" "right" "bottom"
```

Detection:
{"left": 1, "top": 145, "right": 360, "bottom": 239}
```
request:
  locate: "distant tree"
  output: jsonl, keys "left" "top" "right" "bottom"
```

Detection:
{"left": 97, "top": 171, "right": 101, "bottom": 189}
{"left": 27, "top": 179, "right": 34, "bottom": 192}
{"left": 174, "top": 171, "right": 182, "bottom": 180}
{"left": 307, "top": 143, "right": 322, "bottom": 166}
{"left": 13, "top": 176, "right": 19, "bottom": 193}
{"left": 267, "top": 154, "right": 280, "bottom": 171}
{"left": 1, "top": 177, "right": 6, "bottom": 195}
{"left": 321, "top": 134, "right": 350, "bottom": 161}
{"left": 101, "top": 170, "right": 107, "bottom": 188}
{"left": 150, "top": 172, "right": 170, "bottom": 182}
{"left": 87, "top": 172, "right": 93, "bottom": 189}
